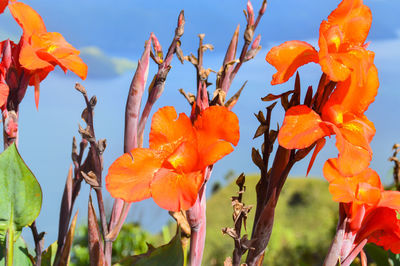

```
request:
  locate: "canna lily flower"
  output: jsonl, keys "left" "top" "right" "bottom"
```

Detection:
{"left": 106, "top": 105, "right": 240, "bottom": 211}
{"left": 323, "top": 159, "right": 400, "bottom": 253}
{"left": 278, "top": 64, "right": 378, "bottom": 176}
{"left": 7, "top": 1, "right": 87, "bottom": 108}
{"left": 266, "top": 0, "right": 373, "bottom": 86}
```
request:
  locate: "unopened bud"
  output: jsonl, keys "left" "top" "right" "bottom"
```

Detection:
{"left": 247, "top": 1, "right": 255, "bottom": 26}
{"left": 2, "top": 40, "right": 11, "bottom": 69}
{"left": 259, "top": 0, "right": 267, "bottom": 16}
{"left": 151, "top": 32, "right": 163, "bottom": 60}
{"left": 251, "top": 34, "right": 261, "bottom": 50}
{"left": 176, "top": 10, "right": 185, "bottom": 37}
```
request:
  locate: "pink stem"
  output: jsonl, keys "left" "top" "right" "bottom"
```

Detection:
{"left": 340, "top": 239, "right": 367, "bottom": 266}
{"left": 186, "top": 167, "right": 212, "bottom": 266}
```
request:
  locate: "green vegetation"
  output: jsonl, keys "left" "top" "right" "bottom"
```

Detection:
{"left": 71, "top": 176, "right": 340, "bottom": 265}
{"left": 204, "top": 175, "right": 338, "bottom": 265}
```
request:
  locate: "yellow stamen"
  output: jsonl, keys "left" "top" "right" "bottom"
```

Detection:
{"left": 47, "top": 45, "right": 57, "bottom": 53}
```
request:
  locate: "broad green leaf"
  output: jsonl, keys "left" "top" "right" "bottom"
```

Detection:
{"left": 0, "top": 143, "right": 42, "bottom": 240}
{"left": 0, "top": 236, "right": 33, "bottom": 266}
{"left": 117, "top": 227, "right": 183, "bottom": 266}
{"left": 41, "top": 241, "right": 58, "bottom": 266}
{"left": 364, "top": 243, "right": 391, "bottom": 266}
{"left": 389, "top": 250, "right": 400, "bottom": 266}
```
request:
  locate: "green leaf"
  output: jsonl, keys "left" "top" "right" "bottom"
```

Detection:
{"left": 0, "top": 143, "right": 42, "bottom": 239}
{"left": 389, "top": 250, "right": 400, "bottom": 266}
{"left": 0, "top": 237, "right": 33, "bottom": 266}
{"left": 0, "top": 143, "right": 42, "bottom": 265}
{"left": 117, "top": 227, "right": 183, "bottom": 266}
{"left": 41, "top": 241, "right": 58, "bottom": 266}
{"left": 364, "top": 243, "right": 390, "bottom": 266}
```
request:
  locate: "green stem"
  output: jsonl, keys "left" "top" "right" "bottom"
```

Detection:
{"left": 6, "top": 204, "right": 14, "bottom": 266}
{"left": 183, "top": 244, "right": 188, "bottom": 266}
{"left": 6, "top": 228, "right": 14, "bottom": 266}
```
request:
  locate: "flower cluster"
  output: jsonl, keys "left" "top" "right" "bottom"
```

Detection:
{"left": 266, "top": 0, "right": 400, "bottom": 256}
{"left": 106, "top": 105, "right": 240, "bottom": 211}
{"left": 0, "top": 0, "right": 87, "bottom": 109}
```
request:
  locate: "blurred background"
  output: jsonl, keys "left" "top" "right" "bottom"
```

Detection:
{"left": 1, "top": 0, "right": 400, "bottom": 264}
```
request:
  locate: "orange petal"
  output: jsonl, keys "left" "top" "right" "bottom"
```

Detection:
{"left": 323, "top": 158, "right": 382, "bottom": 204}
{"left": 336, "top": 47, "right": 374, "bottom": 87}
{"left": 356, "top": 208, "right": 400, "bottom": 251}
{"left": 150, "top": 169, "right": 204, "bottom": 211}
{"left": 340, "top": 115, "right": 375, "bottom": 150}
{"left": 164, "top": 141, "right": 198, "bottom": 173}
{"left": 105, "top": 148, "right": 164, "bottom": 202}
{"left": 323, "top": 64, "right": 378, "bottom": 116}
{"left": 31, "top": 32, "right": 79, "bottom": 55}
{"left": 194, "top": 106, "right": 240, "bottom": 168}
{"left": 318, "top": 22, "right": 351, "bottom": 82}
{"left": 266, "top": 40, "right": 318, "bottom": 85}
{"left": 0, "top": 0, "right": 7, "bottom": 14}
{"left": 149, "top": 106, "right": 196, "bottom": 152}
{"left": 330, "top": 123, "right": 372, "bottom": 176}
{"left": 33, "top": 74, "right": 40, "bottom": 110}
{"left": 57, "top": 54, "right": 88, "bottom": 80}
{"left": 379, "top": 191, "right": 400, "bottom": 209}
{"left": 327, "top": 0, "right": 372, "bottom": 46}
{"left": 323, "top": 158, "right": 357, "bottom": 202}
{"left": 307, "top": 138, "right": 326, "bottom": 176}
{"left": 356, "top": 182, "right": 381, "bottom": 205}
{"left": 8, "top": 2, "right": 46, "bottom": 36}
{"left": 0, "top": 82, "right": 9, "bottom": 107}
{"left": 19, "top": 41, "right": 54, "bottom": 71}
{"left": 278, "top": 105, "right": 331, "bottom": 149}
{"left": 322, "top": 158, "right": 340, "bottom": 183}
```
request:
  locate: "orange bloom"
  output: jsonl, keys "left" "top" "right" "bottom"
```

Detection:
{"left": 106, "top": 106, "right": 240, "bottom": 211}
{"left": 323, "top": 159, "right": 400, "bottom": 252}
{"left": 278, "top": 64, "right": 378, "bottom": 176}
{"left": 7, "top": 1, "right": 87, "bottom": 108}
{"left": 266, "top": 0, "right": 373, "bottom": 85}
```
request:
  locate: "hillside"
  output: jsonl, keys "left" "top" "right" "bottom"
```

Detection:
{"left": 203, "top": 176, "right": 338, "bottom": 265}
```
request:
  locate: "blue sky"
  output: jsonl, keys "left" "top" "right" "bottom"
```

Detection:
{"left": 1, "top": 0, "right": 400, "bottom": 245}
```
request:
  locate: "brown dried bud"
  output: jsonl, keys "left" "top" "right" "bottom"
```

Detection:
{"left": 244, "top": 25, "right": 254, "bottom": 43}
{"left": 81, "top": 108, "right": 89, "bottom": 124}
{"left": 253, "top": 124, "right": 268, "bottom": 139}
{"left": 75, "top": 83, "right": 86, "bottom": 95}
{"left": 175, "top": 41, "right": 185, "bottom": 64}
{"left": 97, "top": 139, "right": 107, "bottom": 155}
{"left": 212, "top": 88, "right": 226, "bottom": 105}
{"left": 251, "top": 148, "right": 264, "bottom": 171}
{"left": 89, "top": 95, "right": 97, "bottom": 108}
{"left": 71, "top": 137, "right": 78, "bottom": 163}
{"left": 78, "top": 124, "right": 94, "bottom": 141}
{"left": 202, "top": 44, "right": 214, "bottom": 52}
{"left": 222, "top": 227, "right": 238, "bottom": 239}
{"left": 254, "top": 111, "right": 265, "bottom": 124}
{"left": 81, "top": 171, "right": 100, "bottom": 188}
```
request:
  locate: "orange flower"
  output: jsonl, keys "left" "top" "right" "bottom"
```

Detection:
{"left": 323, "top": 159, "right": 400, "bottom": 252}
{"left": 7, "top": 1, "right": 87, "bottom": 108}
{"left": 106, "top": 106, "right": 240, "bottom": 211}
{"left": 266, "top": 0, "right": 373, "bottom": 85}
{"left": 278, "top": 65, "right": 378, "bottom": 176}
